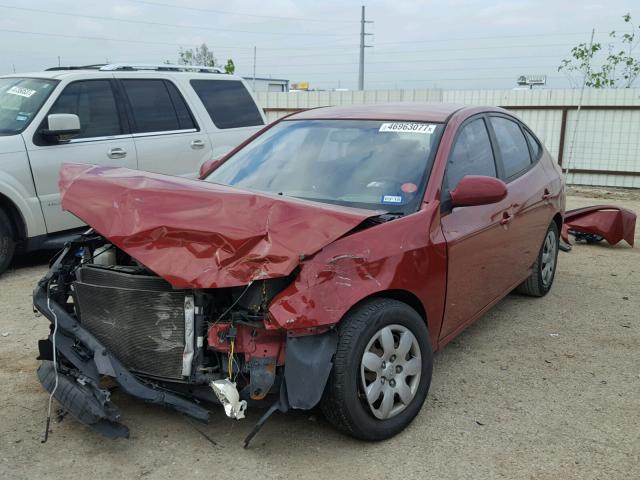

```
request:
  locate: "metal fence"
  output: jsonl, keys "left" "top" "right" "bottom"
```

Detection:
{"left": 256, "top": 88, "right": 640, "bottom": 188}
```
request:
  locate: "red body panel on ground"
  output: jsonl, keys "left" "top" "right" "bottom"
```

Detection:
{"left": 562, "top": 205, "right": 636, "bottom": 246}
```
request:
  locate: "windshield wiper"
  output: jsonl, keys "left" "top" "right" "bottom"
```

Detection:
{"left": 365, "top": 211, "right": 405, "bottom": 225}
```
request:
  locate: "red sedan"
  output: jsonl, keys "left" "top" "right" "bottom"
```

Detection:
{"left": 35, "top": 103, "right": 565, "bottom": 445}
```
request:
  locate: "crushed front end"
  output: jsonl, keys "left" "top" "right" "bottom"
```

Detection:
{"left": 34, "top": 232, "right": 336, "bottom": 442}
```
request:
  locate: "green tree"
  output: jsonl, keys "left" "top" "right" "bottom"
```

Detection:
{"left": 178, "top": 43, "right": 218, "bottom": 67}
{"left": 224, "top": 59, "right": 235, "bottom": 74}
{"left": 558, "top": 13, "right": 640, "bottom": 88}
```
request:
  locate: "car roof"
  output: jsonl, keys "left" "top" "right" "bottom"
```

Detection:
{"left": 287, "top": 103, "right": 471, "bottom": 123}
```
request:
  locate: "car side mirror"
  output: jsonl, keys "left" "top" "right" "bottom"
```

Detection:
{"left": 199, "top": 157, "right": 224, "bottom": 178}
{"left": 450, "top": 175, "right": 507, "bottom": 208}
{"left": 40, "top": 114, "right": 81, "bottom": 142}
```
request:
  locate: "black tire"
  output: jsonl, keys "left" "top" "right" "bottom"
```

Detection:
{"left": 320, "top": 298, "right": 433, "bottom": 441}
{"left": 0, "top": 209, "right": 16, "bottom": 275}
{"left": 516, "top": 221, "right": 559, "bottom": 297}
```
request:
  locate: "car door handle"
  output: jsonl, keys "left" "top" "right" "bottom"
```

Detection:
{"left": 500, "top": 212, "right": 512, "bottom": 225}
{"left": 542, "top": 189, "right": 552, "bottom": 201}
{"left": 107, "top": 147, "right": 127, "bottom": 159}
{"left": 191, "top": 139, "right": 206, "bottom": 150}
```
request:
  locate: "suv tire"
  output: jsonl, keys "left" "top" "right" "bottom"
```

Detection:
{"left": 0, "top": 209, "right": 15, "bottom": 275}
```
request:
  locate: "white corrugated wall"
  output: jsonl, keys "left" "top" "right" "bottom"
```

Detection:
{"left": 256, "top": 88, "right": 640, "bottom": 188}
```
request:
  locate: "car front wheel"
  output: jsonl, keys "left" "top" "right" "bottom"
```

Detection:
{"left": 321, "top": 298, "right": 433, "bottom": 440}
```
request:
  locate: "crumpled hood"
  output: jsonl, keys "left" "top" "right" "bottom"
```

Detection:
{"left": 60, "top": 163, "right": 378, "bottom": 288}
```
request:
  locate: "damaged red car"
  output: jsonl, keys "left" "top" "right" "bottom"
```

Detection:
{"left": 34, "top": 103, "right": 565, "bottom": 445}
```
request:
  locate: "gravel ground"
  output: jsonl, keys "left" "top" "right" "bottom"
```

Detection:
{"left": 1, "top": 190, "right": 638, "bottom": 480}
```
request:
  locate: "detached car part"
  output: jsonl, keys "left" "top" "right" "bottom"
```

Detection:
{"left": 562, "top": 205, "right": 636, "bottom": 247}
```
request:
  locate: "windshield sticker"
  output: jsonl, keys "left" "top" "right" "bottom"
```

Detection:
{"left": 6, "top": 86, "right": 37, "bottom": 98}
{"left": 381, "top": 194, "right": 403, "bottom": 204}
{"left": 15, "top": 115, "right": 28, "bottom": 122}
{"left": 379, "top": 123, "right": 436, "bottom": 134}
{"left": 401, "top": 182, "right": 418, "bottom": 193}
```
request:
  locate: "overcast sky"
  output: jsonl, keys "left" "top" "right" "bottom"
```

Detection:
{"left": 0, "top": 0, "right": 638, "bottom": 90}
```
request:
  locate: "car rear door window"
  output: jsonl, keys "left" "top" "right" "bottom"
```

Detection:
{"left": 190, "top": 80, "right": 264, "bottom": 129}
{"left": 49, "top": 80, "right": 121, "bottom": 138}
{"left": 446, "top": 118, "right": 497, "bottom": 189}
{"left": 490, "top": 117, "right": 532, "bottom": 178}
{"left": 524, "top": 129, "right": 542, "bottom": 161}
{"left": 122, "top": 79, "right": 194, "bottom": 133}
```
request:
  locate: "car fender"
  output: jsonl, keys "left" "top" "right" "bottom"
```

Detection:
{"left": 268, "top": 203, "right": 447, "bottom": 350}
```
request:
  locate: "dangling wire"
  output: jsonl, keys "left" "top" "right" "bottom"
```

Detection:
{"left": 228, "top": 339, "right": 235, "bottom": 380}
{"left": 42, "top": 284, "right": 60, "bottom": 443}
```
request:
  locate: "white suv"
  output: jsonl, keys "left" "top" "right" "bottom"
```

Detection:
{"left": 0, "top": 63, "right": 266, "bottom": 273}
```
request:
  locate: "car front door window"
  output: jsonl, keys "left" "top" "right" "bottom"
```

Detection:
{"left": 445, "top": 118, "right": 497, "bottom": 191}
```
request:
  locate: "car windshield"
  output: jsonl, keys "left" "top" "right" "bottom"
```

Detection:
{"left": 205, "top": 119, "right": 443, "bottom": 213}
{"left": 0, "top": 78, "right": 59, "bottom": 135}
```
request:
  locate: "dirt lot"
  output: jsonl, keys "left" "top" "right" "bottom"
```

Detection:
{"left": 1, "top": 189, "right": 638, "bottom": 480}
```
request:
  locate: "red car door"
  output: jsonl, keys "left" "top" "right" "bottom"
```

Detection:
{"left": 439, "top": 116, "right": 515, "bottom": 341}
{"left": 486, "top": 115, "right": 554, "bottom": 287}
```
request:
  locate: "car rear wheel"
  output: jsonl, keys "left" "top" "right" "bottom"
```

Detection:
{"left": 0, "top": 209, "right": 15, "bottom": 275}
{"left": 516, "top": 221, "right": 559, "bottom": 297}
{"left": 320, "top": 298, "right": 432, "bottom": 440}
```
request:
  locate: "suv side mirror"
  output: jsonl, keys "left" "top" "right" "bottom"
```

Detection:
{"left": 450, "top": 175, "right": 507, "bottom": 208}
{"left": 40, "top": 114, "right": 81, "bottom": 142}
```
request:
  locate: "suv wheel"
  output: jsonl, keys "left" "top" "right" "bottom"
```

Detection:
{"left": 321, "top": 298, "right": 432, "bottom": 440}
{"left": 0, "top": 209, "right": 16, "bottom": 275}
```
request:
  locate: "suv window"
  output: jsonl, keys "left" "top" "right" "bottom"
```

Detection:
{"left": 524, "top": 129, "right": 542, "bottom": 160}
{"left": 446, "top": 118, "right": 496, "bottom": 190}
{"left": 122, "top": 79, "right": 195, "bottom": 133}
{"left": 490, "top": 117, "right": 532, "bottom": 178}
{"left": 49, "top": 80, "right": 121, "bottom": 138}
{"left": 190, "top": 80, "right": 264, "bottom": 129}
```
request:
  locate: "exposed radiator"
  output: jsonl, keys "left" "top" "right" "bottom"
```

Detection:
{"left": 74, "top": 265, "right": 192, "bottom": 381}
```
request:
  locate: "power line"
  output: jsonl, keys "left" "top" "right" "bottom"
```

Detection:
{"left": 0, "top": 4, "right": 353, "bottom": 37}
{"left": 259, "top": 65, "right": 565, "bottom": 76}
{"left": 124, "top": 0, "right": 358, "bottom": 23}
{"left": 0, "top": 27, "right": 357, "bottom": 51}
{"left": 229, "top": 54, "right": 567, "bottom": 67}
{"left": 373, "top": 30, "right": 616, "bottom": 45}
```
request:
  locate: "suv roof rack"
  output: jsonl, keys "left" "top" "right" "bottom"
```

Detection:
{"left": 45, "top": 64, "right": 106, "bottom": 71}
{"left": 45, "top": 63, "right": 225, "bottom": 74}
{"left": 99, "top": 63, "right": 224, "bottom": 73}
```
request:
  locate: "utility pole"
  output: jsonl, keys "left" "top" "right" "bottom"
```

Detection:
{"left": 252, "top": 46, "right": 257, "bottom": 92}
{"left": 358, "top": 5, "right": 373, "bottom": 91}
{"left": 57, "top": 56, "right": 61, "bottom": 67}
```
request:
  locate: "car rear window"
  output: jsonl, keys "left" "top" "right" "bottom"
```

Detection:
{"left": 122, "top": 79, "right": 195, "bottom": 133}
{"left": 190, "top": 79, "right": 264, "bottom": 129}
{"left": 490, "top": 116, "right": 532, "bottom": 178}
{"left": 524, "top": 129, "right": 542, "bottom": 160}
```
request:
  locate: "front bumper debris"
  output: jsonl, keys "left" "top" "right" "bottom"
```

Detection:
{"left": 33, "top": 249, "right": 209, "bottom": 437}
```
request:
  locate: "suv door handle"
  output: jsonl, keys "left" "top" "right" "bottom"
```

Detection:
{"left": 500, "top": 212, "right": 512, "bottom": 225}
{"left": 191, "top": 139, "right": 206, "bottom": 150}
{"left": 542, "top": 189, "right": 552, "bottom": 201}
{"left": 107, "top": 147, "right": 127, "bottom": 159}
